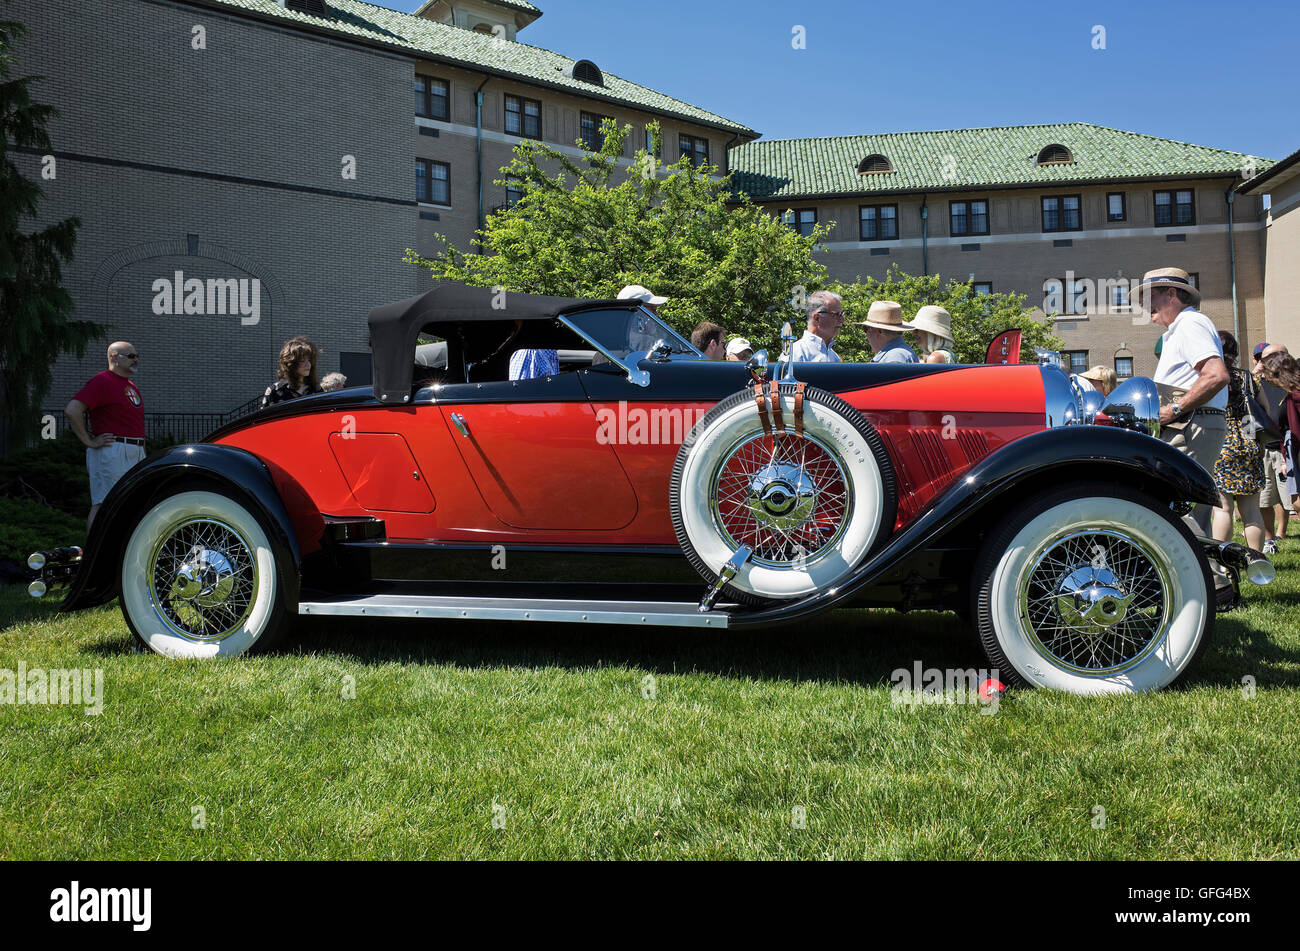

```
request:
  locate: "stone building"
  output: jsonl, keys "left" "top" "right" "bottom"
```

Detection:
{"left": 730, "top": 124, "right": 1271, "bottom": 378}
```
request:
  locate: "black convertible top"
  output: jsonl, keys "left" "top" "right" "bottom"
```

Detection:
{"left": 367, "top": 283, "right": 627, "bottom": 402}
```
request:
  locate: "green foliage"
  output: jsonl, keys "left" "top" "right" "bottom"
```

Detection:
{"left": 0, "top": 495, "right": 83, "bottom": 564}
{"left": 404, "top": 120, "right": 826, "bottom": 350}
{"left": 0, "top": 10, "right": 107, "bottom": 448}
{"left": 0, "top": 429, "right": 90, "bottom": 514}
{"left": 827, "top": 267, "right": 1064, "bottom": 365}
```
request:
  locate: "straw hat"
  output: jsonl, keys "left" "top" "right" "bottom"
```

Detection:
{"left": 1135, "top": 267, "right": 1201, "bottom": 308}
{"left": 857, "top": 300, "right": 906, "bottom": 332}
{"left": 909, "top": 305, "right": 954, "bottom": 344}
{"left": 1080, "top": 365, "right": 1109, "bottom": 383}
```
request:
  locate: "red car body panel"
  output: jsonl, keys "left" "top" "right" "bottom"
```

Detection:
{"left": 214, "top": 364, "right": 1046, "bottom": 552}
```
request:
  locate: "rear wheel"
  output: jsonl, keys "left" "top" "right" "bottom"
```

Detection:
{"left": 972, "top": 483, "right": 1213, "bottom": 694}
{"left": 120, "top": 490, "right": 289, "bottom": 658}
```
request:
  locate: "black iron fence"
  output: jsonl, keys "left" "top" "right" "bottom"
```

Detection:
{"left": 43, "top": 394, "right": 267, "bottom": 446}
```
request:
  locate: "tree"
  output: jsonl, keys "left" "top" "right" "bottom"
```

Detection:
{"left": 827, "top": 268, "right": 1063, "bottom": 364}
{"left": 0, "top": 10, "right": 104, "bottom": 452}
{"left": 405, "top": 120, "right": 827, "bottom": 350}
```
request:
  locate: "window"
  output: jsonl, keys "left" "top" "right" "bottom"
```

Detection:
{"left": 505, "top": 94, "right": 541, "bottom": 139}
{"left": 1107, "top": 192, "right": 1126, "bottom": 222}
{"left": 416, "top": 159, "right": 450, "bottom": 205}
{"left": 784, "top": 209, "right": 817, "bottom": 237}
{"left": 572, "top": 60, "right": 604, "bottom": 85}
{"left": 1065, "top": 351, "right": 1089, "bottom": 374}
{"left": 1043, "top": 277, "right": 1089, "bottom": 316}
{"left": 415, "top": 75, "right": 449, "bottom": 121}
{"left": 973, "top": 282, "right": 993, "bottom": 296}
{"left": 679, "top": 134, "right": 709, "bottom": 167}
{"left": 505, "top": 180, "right": 523, "bottom": 209}
{"left": 859, "top": 204, "right": 898, "bottom": 241}
{"left": 1110, "top": 281, "right": 1130, "bottom": 311}
{"left": 950, "top": 199, "right": 989, "bottom": 236}
{"left": 580, "top": 112, "right": 611, "bottom": 150}
{"left": 1154, "top": 189, "right": 1195, "bottom": 226}
{"left": 1187, "top": 272, "right": 1199, "bottom": 289}
{"left": 1042, "top": 195, "right": 1081, "bottom": 232}
{"left": 1036, "top": 144, "right": 1074, "bottom": 165}
{"left": 858, "top": 153, "right": 893, "bottom": 174}
{"left": 1115, "top": 357, "right": 1134, "bottom": 379}
{"left": 645, "top": 126, "right": 661, "bottom": 158}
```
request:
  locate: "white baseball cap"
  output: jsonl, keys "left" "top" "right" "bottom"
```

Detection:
{"left": 725, "top": 337, "right": 753, "bottom": 357}
{"left": 617, "top": 284, "right": 668, "bottom": 306}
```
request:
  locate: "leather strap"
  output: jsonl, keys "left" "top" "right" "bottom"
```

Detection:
{"left": 753, "top": 384, "right": 772, "bottom": 437}
{"left": 769, "top": 381, "right": 785, "bottom": 434}
{"left": 793, "top": 382, "right": 806, "bottom": 437}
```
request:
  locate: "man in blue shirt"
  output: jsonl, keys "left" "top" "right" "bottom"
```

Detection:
{"left": 858, "top": 300, "right": 919, "bottom": 364}
{"left": 787, "top": 290, "right": 845, "bottom": 363}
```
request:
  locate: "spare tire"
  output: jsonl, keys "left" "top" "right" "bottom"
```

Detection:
{"left": 670, "top": 383, "right": 896, "bottom": 605}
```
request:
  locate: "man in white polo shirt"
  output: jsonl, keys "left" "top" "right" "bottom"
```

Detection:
{"left": 1141, "top": 267, "right": 1229, "bottom": 533}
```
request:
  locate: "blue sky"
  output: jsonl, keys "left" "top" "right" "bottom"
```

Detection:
{"left": 394, "top": 0, "right": 1299, "bottom": 161}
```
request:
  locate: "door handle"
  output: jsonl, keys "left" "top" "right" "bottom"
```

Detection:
{"left": 450, "top": 413, "right": 470, "bottom": 437}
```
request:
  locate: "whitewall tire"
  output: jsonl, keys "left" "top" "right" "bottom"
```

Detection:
{"left": 671, "top": 385, "right": 896, "bottom": 603}
{"left": 120, "top": 490, "right": 289, "bottom": 658}
{"left": 973, "top": 483, "right": 1213, "bottom": 695}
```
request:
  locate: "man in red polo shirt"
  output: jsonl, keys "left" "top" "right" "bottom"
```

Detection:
{"left": 66, "top": 341, "right": 145, "bottom": 530}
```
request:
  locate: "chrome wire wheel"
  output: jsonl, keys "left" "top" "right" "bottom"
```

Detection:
{"left": 1018, "top": 528, "right": 1171, "bottom": 676}
{"left": 147, "top": 516, "right": 258, "bottom": 641}
{"left": 710, "top": 430, "right": 852, "bottom": 568}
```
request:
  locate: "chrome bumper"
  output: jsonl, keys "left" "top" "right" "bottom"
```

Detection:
{"left": 26, "top": 546, "right": 83, "bottom": 598}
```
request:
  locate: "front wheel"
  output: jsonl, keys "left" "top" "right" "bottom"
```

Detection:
{"left": 972, "top": 483, "right": 1213, "bottom": 694}
{"left": 120, "top": 490, "right": 290, "bottom": 658}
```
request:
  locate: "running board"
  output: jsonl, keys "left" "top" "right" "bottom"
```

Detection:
{"left": 298, "top": 593, "right": 732, "bottom": 628}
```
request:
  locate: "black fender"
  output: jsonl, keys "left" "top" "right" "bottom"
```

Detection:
{"left": 728, "top": 425, "right": 1216, "bottom": 629}
{"left": 60, "top": 444, "right": 303, "bottom": 612}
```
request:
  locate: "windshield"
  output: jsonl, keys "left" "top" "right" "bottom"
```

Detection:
{"left": 560, "top": 307, "right": 701, "bottom": 361}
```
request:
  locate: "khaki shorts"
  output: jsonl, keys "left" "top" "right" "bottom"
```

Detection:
{"left": 1161, "top": 413, "right": 1227, "bottom": 534}
{"left": 1260, "top": 448, "right": 1291, "bottom": 508}
{"left": 87, "top": 441, "right": 146, "bottom": 505}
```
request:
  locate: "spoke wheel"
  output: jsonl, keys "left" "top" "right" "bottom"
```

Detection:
{"left": 974, "top": 482, "right": 1213, "bottom": 694}
{"left": 147, "top": 517, "right": 258, "bottom": 641}
{"left": 672, "top": 384, "right": 895, "bottom": 603}
{"left": 121, "top": 490, "right": 289, "bottom": 658}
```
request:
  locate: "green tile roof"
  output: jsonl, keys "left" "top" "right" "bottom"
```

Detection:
{"left": 209, "top": 0, "right": 755, "bottom": 135}
{"left": 731, "top": 123, "right": 1273, "bottom": 200}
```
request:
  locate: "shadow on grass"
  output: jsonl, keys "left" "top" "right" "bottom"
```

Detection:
{"left": 287, "top": 609, "right": 987, "bottom": 690}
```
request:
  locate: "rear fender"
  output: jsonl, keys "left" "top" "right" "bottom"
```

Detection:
{"left": 728, "top": 426, "right": 1216, "bottom": 629}
{"left": 60, "top": 444, "right": 306, "bottom": 611}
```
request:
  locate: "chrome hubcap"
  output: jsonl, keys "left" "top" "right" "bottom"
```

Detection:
{"left": 149, "top": 518, "right": 256, "bottom": 640}
{"left": 1019, "top": 529, "right": 1169, "bottom": 675}
{"left": 712, "top": 431, "right": 851, "bottom": 567}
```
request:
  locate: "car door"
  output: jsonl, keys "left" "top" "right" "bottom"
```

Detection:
{"left": 433, "top": 371, "right": 639, "bottom": 532}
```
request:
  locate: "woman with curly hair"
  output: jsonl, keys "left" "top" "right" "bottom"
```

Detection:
{"left": 1260, "top": 349, "right": 1300, "bottom": 517}
{"left": 261, "top": 336, "right": 323, "bottom": 409}
{"left": 1210, "top": 332, "right": 1265, "bottom": 551}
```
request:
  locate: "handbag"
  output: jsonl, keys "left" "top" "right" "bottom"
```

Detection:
{"left": 1243, "top": 372, "right": 1282, "bottom": 445}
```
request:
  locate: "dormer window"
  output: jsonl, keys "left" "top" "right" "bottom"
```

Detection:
{"left": 1036, "top": 144, "right": 1074, "bottom": 165}
{"left": 284, "top": 0, "right": 329, "bottom": 16}
{"left": 858, "top": 153, "right": 893, "bottom": 175}
{"left": 566, "top": 60, "right": 604, "bottom": 86}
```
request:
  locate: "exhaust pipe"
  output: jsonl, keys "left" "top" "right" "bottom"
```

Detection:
{"left": 26, "top": 546, "right": 83, "bottom": 598}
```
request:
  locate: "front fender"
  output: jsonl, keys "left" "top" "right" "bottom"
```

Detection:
{"left": 728, "top": 426, "right": 1216, "bottom": 629}
{"left": 60, "top": 444, "right": 304, "bottom": 612}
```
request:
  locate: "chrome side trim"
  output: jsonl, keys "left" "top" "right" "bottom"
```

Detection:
{"left": 299, "top": 594, "right": 732, "bottom": 627}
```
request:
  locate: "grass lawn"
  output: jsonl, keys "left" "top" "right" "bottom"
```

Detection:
{"left": 2, "top": 533, "right": 1299, "bottom": 860}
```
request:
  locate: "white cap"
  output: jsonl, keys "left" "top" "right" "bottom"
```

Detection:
{"left": 617, "top": 284, "right": 668, "bottom": 306}
{"left": 725, "top": 337, "right": 753, "bottom": 357}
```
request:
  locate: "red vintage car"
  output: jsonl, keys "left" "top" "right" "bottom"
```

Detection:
{"left": 29, "top": 285, "right": 1272, "bottom": 694}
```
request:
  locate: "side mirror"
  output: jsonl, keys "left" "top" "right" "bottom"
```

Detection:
{"left": 746, "top": 349, "right": 769, "bottom": 384}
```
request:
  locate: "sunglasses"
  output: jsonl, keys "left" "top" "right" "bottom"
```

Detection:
{"left": 115, "top": 352, "right": 139, "bottom": 359}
